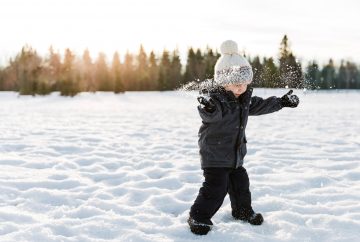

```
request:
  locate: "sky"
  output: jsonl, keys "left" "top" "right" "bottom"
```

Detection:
{"left": 0, "top": 0, "right": 359, "bottom": 66}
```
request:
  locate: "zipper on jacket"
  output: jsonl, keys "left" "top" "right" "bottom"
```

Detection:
{"left": 234, "top": 100, "right": 243, "bottom": 164}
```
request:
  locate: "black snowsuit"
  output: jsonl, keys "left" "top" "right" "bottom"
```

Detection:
{"left": 190, "top": 87, "right": 283, "bottom": 225}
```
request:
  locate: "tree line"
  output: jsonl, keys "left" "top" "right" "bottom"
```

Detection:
{"left": 0, "top": 35, "right": 359, "bottom": 96}
{"left": 250, "top": 35, "right": 360, "bottom": 90}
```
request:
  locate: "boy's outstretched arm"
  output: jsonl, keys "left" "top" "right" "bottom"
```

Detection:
{"left": 249, "top": 90, "right": 299, "bottom": 116}
{"left": 197, "top": 96, "right": 222, "bottom": 123}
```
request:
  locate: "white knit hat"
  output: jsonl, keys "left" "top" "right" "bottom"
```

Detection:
{"left": 214, "top": 40, "right": 253, "bottom": 86}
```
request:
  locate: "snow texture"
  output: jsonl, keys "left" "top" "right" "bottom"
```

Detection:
{"left": 0, "top": 89, "right": 359, "bottom": 242}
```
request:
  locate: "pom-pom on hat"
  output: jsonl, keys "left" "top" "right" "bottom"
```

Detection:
{"left": 214, "top": 40, "right": 253, "bottom": 86}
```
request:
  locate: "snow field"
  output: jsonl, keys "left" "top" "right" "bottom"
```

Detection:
{"left": 0, "top": 89, "right": 359, "bottom": 241}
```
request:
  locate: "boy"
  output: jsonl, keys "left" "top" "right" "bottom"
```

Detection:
{"left": 188, "top": 40, "right": 299, "bottom": 235}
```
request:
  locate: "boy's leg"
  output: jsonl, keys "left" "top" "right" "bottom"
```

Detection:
{"left": 228, "top": 166, "right": 252, "bottom": 210}
{"left": 228, "top": 166, "right": 263, "bottom": 225}
{"left": 189, "top": 167, "right": 229, "bottom": 225}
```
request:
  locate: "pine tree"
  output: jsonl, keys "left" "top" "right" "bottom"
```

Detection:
{"left": 305, "top": 61, "right": 321, "bottom": 89}
{"left": 0, "top": 67, "right": 5, "bottom": 91}
{"left": 122, "top": 51, "right": 135, "bottom": 90}
{"left": 204, "top": 47, "right": 218, "bottom": 79}
{"left": 263, "top": 57, "right": 280, "bottom": 88}
{"left": 148, "top": 51, "right": 159, "bottom": 90}
{"left": 1, "top": 58, "right": 18, "bottom": 91}
{"left": 337, "top": 60, "right": 347, "bottom": 89}
{"left": 16, "top": 45, "right": 43, "bottom": 95}
{"left": 112, "top": 51, "right": 124, "bottom": 93}
{"left": 158, "top": 49, "right": 171, "bottom": 90}
{"left": 278, "top": 35, "right": 303, "bottom": 88}
{"left": 183, "top": 48, "right": 197, "bottom": 84}
{"left": 60, "top": 48, "right": 79, "bottom": 96}
{"left": 136, "top": 45, "right": 149, "bottom": 90}
{"left": 288, "top": 54, "right": 303, "bottom": 88}
{"left": 321, "top": 59, "right": 336, "bottom": 89}
{"left": 250, "top": 56, "right": 263, "bottom": 87}
{"left": 345, "top": 61, "right": 359, "bottom": 89}
{"left": 82, "top": 49, "right": 95, "bottom": 92}
{"left": 169, "top": 49, "right": 182, "bottom": 89}
{"left": 195, "top": 48, "right": 206, "bottom": 81}
{"left": 95, "top": 52, "right": 112, "bottom": 91}
{"left": 355, "top": 65, "right": 360, "bottom": 89}
{"left": 279, "top": 35, "right": 290, "bottom": 87}
{"left": 0, "top": 67, "right": 4, "bottom": 91}
{"left": 47, "top": 46, "right": 61, "bottom": 92}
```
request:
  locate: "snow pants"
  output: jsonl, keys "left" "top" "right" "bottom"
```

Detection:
{"left": 189, "top": 166, "right": 252, "bottom": 225}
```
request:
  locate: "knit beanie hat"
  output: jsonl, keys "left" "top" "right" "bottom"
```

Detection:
{"left": 214, "top": 40, "right": 253, "bottom": 86}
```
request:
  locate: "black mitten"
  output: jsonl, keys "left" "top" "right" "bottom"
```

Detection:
{"left": 197, "top": 96, "right": 216, "bottom": 113}
{"left": 281, "top": 90, "right": 299, "bottom": 108}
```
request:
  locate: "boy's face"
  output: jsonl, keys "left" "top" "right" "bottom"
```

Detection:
{"left": 224, "top": 84, "right": 248, "bottom": 97}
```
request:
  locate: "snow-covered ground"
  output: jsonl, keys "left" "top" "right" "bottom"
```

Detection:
{"left": 0, "top": 89, "right": 359, "bottom": 242}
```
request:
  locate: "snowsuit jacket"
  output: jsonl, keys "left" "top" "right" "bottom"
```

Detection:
{"left": 198, "top": 87, "right": 283, "bottom": 169}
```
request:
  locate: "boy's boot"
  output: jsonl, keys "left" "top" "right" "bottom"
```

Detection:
{"left": 187, "top": 216, "right": 212, "bottom": 235}
{"left": 232, "top": 207, "right": 264, "bottom": 225}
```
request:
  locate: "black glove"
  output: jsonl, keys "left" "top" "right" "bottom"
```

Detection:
{"left": 281, "top": 90, "right": 299, "bottom": 108}
{"left": 197, "top": 96, "right": 216, "bottom": 113}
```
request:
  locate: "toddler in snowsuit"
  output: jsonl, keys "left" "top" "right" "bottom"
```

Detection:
{"left": 188, "top": 40, "right": 299, "bottom": 235}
